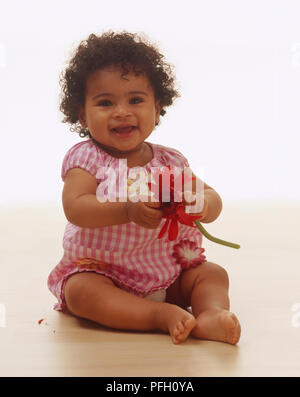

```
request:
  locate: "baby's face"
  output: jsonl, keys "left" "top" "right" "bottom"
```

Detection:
{"left": 79, "top": 65, "right": 160, "bottom": 157}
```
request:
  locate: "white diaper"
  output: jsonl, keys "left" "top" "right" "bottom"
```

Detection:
{"left": 145, "top": 290, "right": 167, "bottom": 303}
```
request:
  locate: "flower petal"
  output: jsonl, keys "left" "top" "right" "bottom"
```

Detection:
{"left": 168, "top": 216, "right": 179, "bottom": 241}
{"left": 158, "top": 217, "right": 170, "bottom": 239}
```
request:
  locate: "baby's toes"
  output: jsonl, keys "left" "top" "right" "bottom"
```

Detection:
{"left": 230, "top": 318, "right": 241, "bottom": 345}
{"left": 172, "top": 322, "right": 184, "bottom": 344}
{"left": 173, "top": 317, "right": 196, "bottom": 344}
{"left": 225, "top": 314, "right": 241, "bottom": 345}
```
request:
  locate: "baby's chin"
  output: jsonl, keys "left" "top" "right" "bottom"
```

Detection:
{"left": 92, "top": 137, "right": 148, "bottom": 161}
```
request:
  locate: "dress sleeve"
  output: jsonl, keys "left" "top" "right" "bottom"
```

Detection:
{"left": 161, "top": 146, "right": 190, "bottom": 169}
{"left": 61, "top": 141, "right": 100, "bottom": 181}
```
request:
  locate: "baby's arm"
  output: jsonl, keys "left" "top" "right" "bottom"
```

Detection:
{"left": 201, "top": 185, "right": 223, "bottom": 223}
{"left": 184, "top": 172, "right": 222, "bottom": 224}
{"left": 62, "top": 168, "right": 163, "bottom": 229}
{"left": 62, "top": 168, "right": 129, "bottom": 228}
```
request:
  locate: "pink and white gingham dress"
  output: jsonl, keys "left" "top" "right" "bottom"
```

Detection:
{"left": 47, "top": 139, "right": 206, "bottom": 311}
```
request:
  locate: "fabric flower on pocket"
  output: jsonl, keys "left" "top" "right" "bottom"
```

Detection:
{"left": 75, "top": 258, "right": 109, "bottom": 271}
{"left": 172, "top": 239, "right": 206, "bottom": 270}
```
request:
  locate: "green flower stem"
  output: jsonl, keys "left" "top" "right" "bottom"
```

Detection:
{"left": 194, "top": 219, "right": 240, "bottom": 249}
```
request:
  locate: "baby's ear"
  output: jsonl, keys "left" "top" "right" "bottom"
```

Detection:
{"left": 78, "top": 107, "right": 87, "bottom": 128}
{"left": 155, "top": 101, "right": 161, "bottom": 124}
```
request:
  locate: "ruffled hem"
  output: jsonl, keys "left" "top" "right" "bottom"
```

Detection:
{"left": 50, "top": 266, "right": 181, "bottom": 312}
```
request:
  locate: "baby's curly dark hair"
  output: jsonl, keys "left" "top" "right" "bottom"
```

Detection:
{"left": 59, "top": 30, "right": 180, "bottom": 138}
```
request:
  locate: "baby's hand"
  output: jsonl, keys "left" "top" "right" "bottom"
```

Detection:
{"left": 126, "top": 196, "right": 163, "bottom": 229}
{"left": 182, "top": 191, "right": 208, "bottom": 219}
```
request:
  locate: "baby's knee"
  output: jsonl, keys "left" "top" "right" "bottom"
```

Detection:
{"left": 196, "top": 262, "right": 229, "bottom": 286}
{"left": 64, "top": 272, "right": 101, "bottom": 313}
{"left": 64, "top": 273, "right": 87, "bottom": 314}
{"left": 64, "top": 272, "right": 115, "bottom": 314}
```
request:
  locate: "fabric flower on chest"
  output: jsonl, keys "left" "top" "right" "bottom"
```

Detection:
{"left": 172, "top": 239, "right": 206, "bottom": 269}
{"left": 147, "top": 165, "right": 202, "bottom": 241}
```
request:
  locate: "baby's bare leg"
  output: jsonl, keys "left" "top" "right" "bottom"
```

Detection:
{"left": 178, "top": 262, "right": 241, "bottom": 345}
{"left": 64, "top": 272, "right": 195, "bottom": 344}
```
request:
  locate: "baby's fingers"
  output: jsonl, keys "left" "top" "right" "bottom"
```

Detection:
{"left": 139, "top": 194, "right": 161, "bottom": 209}
{"left": 145, "top": 205, "right": 163, "bottom": 220}
{"left": 143, "top": 202, "right": 163, "bottom": 227}
{"left": 144, "top": 200, "right": 162, "bottom": 209}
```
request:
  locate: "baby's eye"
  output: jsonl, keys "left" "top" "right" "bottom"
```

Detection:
{"left": 98, "top": 100, "right": 112, "bottom": 107}
{"left": 130, "top": 97, "right": 143, "bottom": 104}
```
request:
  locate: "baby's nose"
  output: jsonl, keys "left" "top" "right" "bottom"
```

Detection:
{"left": 114, "top": 103, "right": 132, "bottom": 118}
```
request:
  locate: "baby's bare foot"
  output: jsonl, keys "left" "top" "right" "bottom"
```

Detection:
{"left": 155, "top": 303, "right": 196, "bottom": 344}
{"left": 192, "top": 308, "right": 241, "bottom": 345}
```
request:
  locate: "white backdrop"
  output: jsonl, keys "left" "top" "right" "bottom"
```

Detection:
{"left": 0, "top": 0, "right": 299, "bottom": 204}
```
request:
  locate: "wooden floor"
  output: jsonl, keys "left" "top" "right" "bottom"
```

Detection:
{"left": 1, "top": 200, "right": 300, "bottom": 377}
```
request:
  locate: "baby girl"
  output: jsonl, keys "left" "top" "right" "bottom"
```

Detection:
{"left": 48, "top": 31, "right": 241, "bottom": 345}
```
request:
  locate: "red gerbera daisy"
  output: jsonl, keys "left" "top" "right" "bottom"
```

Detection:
{"left": 148, "top": 165, "right": 202, "bottom": 241}
{"left": 172, "top": 239, "right": 206, "bottom": 269}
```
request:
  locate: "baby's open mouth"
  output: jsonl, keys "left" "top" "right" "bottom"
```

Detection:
{"left": 112, "top": 126, "right": 136, "bottom": 134}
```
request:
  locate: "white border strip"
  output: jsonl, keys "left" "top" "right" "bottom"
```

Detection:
{"left": 0, "top": 304, "right": 6, "bottom": 327}
{"left": 0, "top": 44, "right": 6, "bottom": 69}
